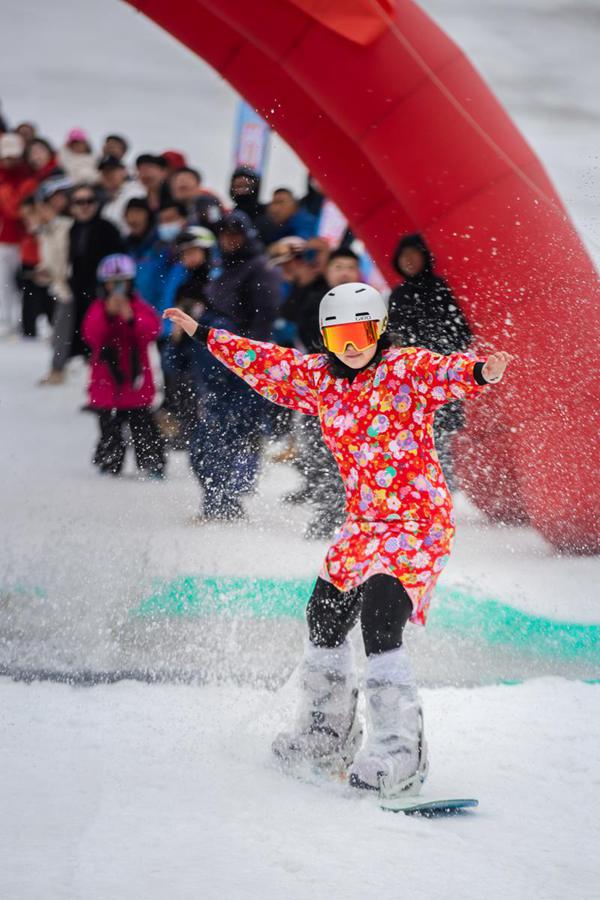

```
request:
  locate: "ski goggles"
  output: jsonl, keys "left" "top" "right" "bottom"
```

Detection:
{"left": 321, "top": 320, "right": 380, "bottom": 354}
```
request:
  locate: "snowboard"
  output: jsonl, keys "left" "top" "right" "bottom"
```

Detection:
{"left": 379, "top": 796, "right": 478, "bottom": 817}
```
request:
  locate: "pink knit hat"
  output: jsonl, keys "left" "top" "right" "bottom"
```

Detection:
{"left": 66, "top": 127, "right": 89, "bottom": 144}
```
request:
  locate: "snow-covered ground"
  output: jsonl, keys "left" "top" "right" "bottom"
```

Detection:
{"left": 1, "top": 2, "right": 599, "bottom": 896}
{"left": 1, "top": 331, "right": 600, "bottom": 899}
{"left": 2, "top": 677, "right": 599, "bottom": 900}
{"left": 2, "top": 339, "right": 599, "bottom": 684}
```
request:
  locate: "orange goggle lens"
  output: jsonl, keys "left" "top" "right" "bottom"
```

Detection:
{"left": 321, "top": 320, "right": 380, "bottom": 354}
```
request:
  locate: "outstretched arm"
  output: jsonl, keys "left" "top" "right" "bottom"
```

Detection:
{"left": 162, "top": 308, "right": 320, "bottom": 415}
{"left": 407, "top": 346, "right": 514, "bottom": 414}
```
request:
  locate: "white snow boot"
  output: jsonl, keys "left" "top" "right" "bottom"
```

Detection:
{"left": 349, "top": 647, "right": 428, "bottom": 797}
{"left": 272, "top": 641, "right": 363, "bottom": 772}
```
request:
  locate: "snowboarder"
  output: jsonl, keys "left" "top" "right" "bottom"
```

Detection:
{"left": 163, "top": 284, "right": 512, "bottom": 797}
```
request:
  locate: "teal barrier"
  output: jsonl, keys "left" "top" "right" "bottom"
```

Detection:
{"left": 135, "top": 575, "right": 600, "bottom": 664}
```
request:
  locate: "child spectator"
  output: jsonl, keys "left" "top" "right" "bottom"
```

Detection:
{"left": 82, "top": 253, "right": 165, "bottom": 478}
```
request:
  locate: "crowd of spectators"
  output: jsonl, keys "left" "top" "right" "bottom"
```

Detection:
{"left": 0, "top": 111, "right": 473, "bottom": 536}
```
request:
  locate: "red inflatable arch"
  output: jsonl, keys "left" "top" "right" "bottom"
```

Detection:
{"left": 127, "top": 0, "right": 600, "bottom": 552}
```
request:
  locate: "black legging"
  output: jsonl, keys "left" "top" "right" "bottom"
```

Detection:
{"left": 306, "top": 574, "right": 413, "bottom": 656}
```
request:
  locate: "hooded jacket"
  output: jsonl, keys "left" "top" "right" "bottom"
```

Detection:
{"left": 388, "top": 234, "right": 472, "bottom": 355}
{"left": 206, "top": 211, "right": 280, "bottom": 341}
{"left": 229, "top": 166, "right": 265, "bottom": 220}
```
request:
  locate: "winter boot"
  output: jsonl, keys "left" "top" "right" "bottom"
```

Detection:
{"left": 349, "top": 647, "right": 428, "bottom": 797}
{"left": 272, "top": 640, "right": 362, "bottom": 773}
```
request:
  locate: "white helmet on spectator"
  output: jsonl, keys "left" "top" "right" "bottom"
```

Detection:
{"left": 97, "top": 253, "right": 137, "bottom": 283}
{"left": 319, "top": 282, "right": 388, "bottom": 353}
{"left": 174, "top": 226, "right": 216, "bottom": 251}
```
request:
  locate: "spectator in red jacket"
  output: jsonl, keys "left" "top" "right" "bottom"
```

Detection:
{"left": 18, "top": 195, "right": 53, "bottom": 338}
{"left": 0, "top": 132, "right": 32, "bottom": 334}
{"left": 82, "top": 253, "right": 165, "bottom": 478}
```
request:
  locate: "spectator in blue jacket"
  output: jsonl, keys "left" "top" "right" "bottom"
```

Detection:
{"left": 123, "top": 198, "right": 166, "bottom": 312}
{"left": 185, "top": 211, "right": 281, "bottom": 521}
{"left": 260, "top": 188, "right": 318, "bottom": 246}
{"left": 157, "top": 226, "right": 217, "bottom": 444}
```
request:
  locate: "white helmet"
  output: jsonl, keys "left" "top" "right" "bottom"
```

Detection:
{"left": 319, "top": 282, "right": 388, "bottom": 332}
{"left": 175, "top": 226, "right": 216, "bottom": 251}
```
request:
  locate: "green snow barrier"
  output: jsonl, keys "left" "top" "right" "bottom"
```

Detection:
{"left": 135, "top": 576, "right": 600, "bottom": 664}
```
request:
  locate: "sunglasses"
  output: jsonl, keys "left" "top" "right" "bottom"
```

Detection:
{"left": 321, "top": 320, "right": 380, "bottom": 354}
{"left": 72, "top": 197, "right": 96, "bottom": 207}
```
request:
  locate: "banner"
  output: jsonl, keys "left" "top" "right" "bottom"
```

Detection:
{"left": 319, "top": 200, "right": 388, "bottom": 292}
{"left": 232, "top": 101, "right": 270, "bottom": 175}
{"left": 317, "top": 198, "right": 348, "bottom": 247}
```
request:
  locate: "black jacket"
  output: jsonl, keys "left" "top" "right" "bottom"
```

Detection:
{"left": 69, "top": 215, "right": 123, "bottom": 304}
{"left": 388, "top": 233, "right": 472, "bottom": 355}
{"left": 185, "top": 192, "right": 225, "bottom": 232}
{"left": 206, "top": 213, "right": 280, "bottom": 341}
{"left": 280, "top": 274, "right": 329, "bottom": 352}
{"left": 68, "top": 214, "right": 123, "bottom": 357}
{"left": 229, "top": 166, "right": 269, "bottom": 227}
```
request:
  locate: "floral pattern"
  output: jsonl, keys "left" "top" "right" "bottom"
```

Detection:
{"left": 207, "top": 328, "right": 488, "bottom": 625}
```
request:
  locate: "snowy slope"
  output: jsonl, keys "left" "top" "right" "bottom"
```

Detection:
{"left": 1, "top": 4, "right": 599, "bottom": 897}
{"left": 2, "top": 340, "right": 599, "bottom": 684}
{"left": 2, "top": 677, "right": 600, "bottom": 900}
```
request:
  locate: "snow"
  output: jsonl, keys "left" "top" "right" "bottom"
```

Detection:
{"left": 2, "top": 339, "right": 599, "bottom": 684}
{"left": 1, "top": 2, "right": 599, "bottom": 896}
{"left": 2, "top": 335, "right": 600, "bottom": 900}
{"left": 2, "top": 677, "right": 599, "bottom": 899}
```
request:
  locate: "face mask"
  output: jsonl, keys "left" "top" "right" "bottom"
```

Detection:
{"left": 158, "top": 222, "right": 182, "bottom": 242}
{"left": 110, "top": 282, "right": 128, "bottom": 298}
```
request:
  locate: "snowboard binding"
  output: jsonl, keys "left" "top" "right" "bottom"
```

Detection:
{"left": 349, "top": 706, "right": 429, "bottom": 799}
